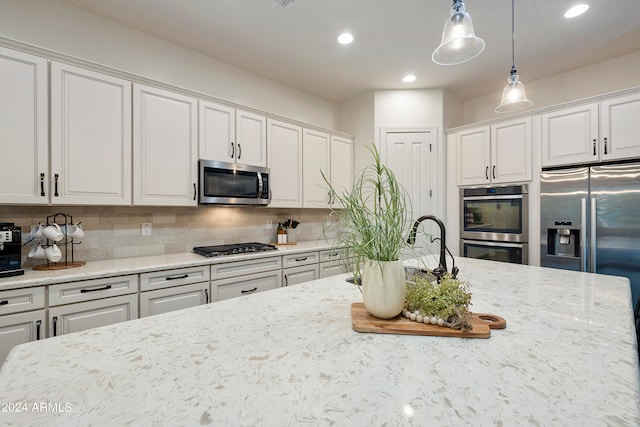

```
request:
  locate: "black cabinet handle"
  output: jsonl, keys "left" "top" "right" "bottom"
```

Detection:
{"left": 237, "top": 143, "right": 241, "bottom": 159}
{"left": 230, "top": 142, "right": 235, "bottom": 158}
{"left": 284, "top": 275, "right": 288, "bottom": 286}
{"left": 294, "top": 257, "right": 308, "bottom": 262}
{"left": 0, "top": 300, "right": 8, "bottom": 306}
{"left": 193, "top": 183, "right": 197, "bottom": 201}
{"left": 165, "top": 274, "right": 188, "bottom": 281}
{"left": 604, "top": 137, "right": 608, "bottom": 155}
{"left": 80, "top": 285, "right": 112, "bottom": 293}
{"left": 54, "top": 173, "right": 59, "bottom": 197}
{"left": 492, "top": 165, "right": 496, "bottom": 179}
{"left": 593, "top": 139, "right": 597, "bottom": 156}
{"left": 40, "top": 173, "right": 46, "bottom": 196}
{"left": 241, "top": 287, "right": 258, "bottom": 294}
{"left": 204, "top": 288, "right": 209, "bottom": 304}
{"left": 36, "top": 320, "right": 41, "bottom": 340}
{"left": 485, "top": 166, "right": 489, "bottom": 180}
{"left": 53, "top": 316, "right": 58, "bottom": 337}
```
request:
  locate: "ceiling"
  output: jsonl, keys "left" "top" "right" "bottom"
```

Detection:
{"left": 61, "top": 0, "right": 640, "bottom": 104}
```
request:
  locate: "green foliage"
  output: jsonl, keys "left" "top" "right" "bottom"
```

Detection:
{"left": 404, "top": 274, "right": 473, "bottom": 331}
{"left": 322, "top": 144, "right": 412, "bottom": 282}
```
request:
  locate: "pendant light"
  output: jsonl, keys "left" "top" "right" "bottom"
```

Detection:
{"left": 432, "top": 0, "right": 485, "bottom": 66}
{"left": 495, "top": 0, "right": 533, "bottom": 113}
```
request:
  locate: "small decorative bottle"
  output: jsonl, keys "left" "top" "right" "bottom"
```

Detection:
{"left": 277, "top": 223, "right": 287, "bottom": 244}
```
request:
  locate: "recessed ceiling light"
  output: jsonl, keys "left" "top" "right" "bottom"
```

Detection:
{"left": 564, "top": 4, "right": 589, "bottom": 18}
{"left": 338, "top": 33, "right": 354, "bottom": 45}
{"left": 402, "top": 74, "right": 417, "bottom": 83}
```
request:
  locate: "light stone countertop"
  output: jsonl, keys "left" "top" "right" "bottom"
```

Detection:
{"left": 0, "top": 256, "right": 639, "bottom": 426}
{"left": 0, "top": 240, "right": 333, "bottom": 291}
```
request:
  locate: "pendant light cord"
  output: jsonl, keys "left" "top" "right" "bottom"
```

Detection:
{"left": 511, "top": 0, "right": 516, "bottom": 74}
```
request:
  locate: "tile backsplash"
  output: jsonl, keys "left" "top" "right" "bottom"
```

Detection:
{"left": 0, "top": 206, "right": 337, "bottom": 268}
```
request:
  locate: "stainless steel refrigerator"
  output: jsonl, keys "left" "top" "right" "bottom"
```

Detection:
{"left": 540, "top": 162, "right": 640, "bottom": 303}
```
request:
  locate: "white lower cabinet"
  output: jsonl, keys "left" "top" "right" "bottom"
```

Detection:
{"left": 139, "top": 282, "right": 209, "bottom": 317}
{"left": 0, "top": 287, "right": 46, "bottom": 364}
{"left": 48, "top": 294, "right": 138, "bottom": 337}
{"left": 215, "top": 271, "right": 281, "bottom": 301}
{"left": 319, "top": 261, "right": 347, "bottom": 278}
{"left": 283, "top": 264, "right": 319, "bottom": 286}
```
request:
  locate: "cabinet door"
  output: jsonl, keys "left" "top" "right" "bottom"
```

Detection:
{"left": 0, "top": 310, "right": 46, "bottom": 364}
{"left": 51, "top": 62, "right": 132, "bottom": 205}
{"left": 601, "top": 94, "right": 640, "bottom": 161}
{"left": 541, "top": 103, "right": 599, "bottom": 167}
{"left": 0, "top": 47, "right": 48, "bottom": 205}
{"left": 139, "top": 282, "right": 209, "bottom": 318}
{"left": 302, "top": 129, "right": 331, "bottom": 207}
{"left": 236, "top": 109, "right": 267, "bottom": 167}
{"left": 267, "top": 119, "right": 303, "bottom": 207}
{"left": 491, "top": 117, "right": 532, "bottom": 184}
{"left": 133, "top": 84, "right": 198, "bottom": 206}
{"left": 283, "top": 264, "right": 319, "bottom": 286}
{"left": 199, "top": 100, "right": 235, "bottom": 162}
{"left": 49, "top": 294, "right": 138, "bottom": 337}
{"left": 319, "top": 261, "right": 347, "bottom": 278}
{"left": 215, "top": 271, "right": 281, "bottom": 301}
{"left": 456, "top": 126, "right": 490, "bottom": 186}
{"left": 330, "top": 136, "right": 354, "bottom": 208}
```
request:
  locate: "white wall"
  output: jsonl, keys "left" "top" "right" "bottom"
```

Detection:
{"left": 463, "top": 50, "right": 640, "bottom": 125}
{"left": 338, "top": 90, "right": 375, "bottom": 177}
{"left": 0, "top": 0, "right": 339, "bottom": 129}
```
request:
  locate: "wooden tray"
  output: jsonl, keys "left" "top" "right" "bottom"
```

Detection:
{"left": 33, "top": 261, "right": 86, "bottom": 271}
{"left": 351, "top": 302, "right": 506, "bottom": 339}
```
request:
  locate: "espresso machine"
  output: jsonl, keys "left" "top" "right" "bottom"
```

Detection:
{"left": 0, "top": 223, "right": 24, "bottom": 278}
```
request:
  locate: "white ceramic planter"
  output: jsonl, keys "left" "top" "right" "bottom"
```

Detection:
{"left": 361, "top": 258, "right": 406, "bottom": 319}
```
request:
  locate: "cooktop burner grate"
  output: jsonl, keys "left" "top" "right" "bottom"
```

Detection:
{"left": 193, "top": 242, "right": 278, "bottom": 257}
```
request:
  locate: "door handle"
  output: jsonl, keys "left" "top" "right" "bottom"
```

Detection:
{"left": 580, "top": 198, "right": 587, "bottom": 272}
{"left": 230, "top": 142, "right": 235, "bottom": 158}
{"left": 54, "top": 173, "right": 59, "bottom": 197}
{"left": 40, "top": 173, "right": 46, "bottom": 196}
{"left": 604, "top": 137, "right": 608, "bottom": 155}
{"left": 53, "top": 316, "right": 58, "bottom": 337}
{"left": 36, "top": 320, "right": 42, "bottom": 340}
{"left": 492, "top": 165, "right": 496, "bottom": 179}
{"left": 165, "top": 274, "right": 189, "bottom": 281}
{"left": 80, "top": 285, "right": 112, "bottom": 293}
{"left": 241, "top": 287, "right": 258, "bottom": 294}
{"left": 193, "top": 183, "right": 197, "bottom": 201}
{"left": 485, "top": 166, "right": 489, "bottom": 180}
{"left": 590, "top": 198, "right": 597, "bottom": 273}
{"left": 237, "top": 144, "right": 241, "bottom": 159}
{"left": 593, "top": 139, "right": 597, "bottom": 156}
{"left": 205, "top": 288, "right": 209, "bottom": 304}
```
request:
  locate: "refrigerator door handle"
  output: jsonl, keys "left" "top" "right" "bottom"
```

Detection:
{"left": 581, "top": 198, "right": 587, "bottom": 272}
{"left": 590, "top": 198, "right": 597, "bottom": 273}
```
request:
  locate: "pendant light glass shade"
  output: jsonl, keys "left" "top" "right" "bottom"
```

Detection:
{"left": 496, "top": 67, "right": 533, "bottom": 113}
{"left": 432, "top": 0, "right": 485, "bottom": 65}
{"left": 495, "top": 0, "right": 533, "bottom": 113}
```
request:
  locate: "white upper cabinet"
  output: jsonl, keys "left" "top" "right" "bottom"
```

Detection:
{"left": 600, "top": 93, "right": 640, "bottom": 161}
{"left": 457, "top": 117, "right": 531, "bottom": 186}
{"left": 329, "top": 135, "right": 354, "bottom": 208}
{"left": 51, "top": 62, "right": 132, "bottom": 205}
{"left": 199, "top": 100, "right": 266, "bottom": 167}
{"left": 541, "top": 94, "right": 640, "bottom": 167}
{"left": 267, "top": 119, "right": 303, "bottom": 208}
{"left": 302, "top": 129, "right": 331, "bottom": 208}
{"left": 0, "top": 47, "right": 48, "bottom": 205}
{"left": 133, "top": 83, "right": 198, "bottom": 206}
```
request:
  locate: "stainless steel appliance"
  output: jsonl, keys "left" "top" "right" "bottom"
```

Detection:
{"left": 459, "top": 185, "right": 529, "bottom": 264}
{"left": 0, "top": 223, "right": 24, "bottom": 278}
{"left": 198, "top": 160, "right": 270, "bottom": 206}
{"left": 193, "top": 242, "right": 278, "bottom": 257}
{"left": 540, "top": 162, "right": 640, "bottom": 301}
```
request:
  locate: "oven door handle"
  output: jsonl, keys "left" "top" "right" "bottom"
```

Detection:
{"left": 462, "top": 194, "right": 523, "bottom": 201}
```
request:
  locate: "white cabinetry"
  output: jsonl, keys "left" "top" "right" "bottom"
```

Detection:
{"left": 48, "top": 275, "right": 138, "bottom": 337}
{"left": 267, "top": 119, "right": 303, "bottom": 207}
{"left": 319, "top": 249, "right": 348, "bottom": 278}
{"left": 0, "top": 47, "right": 48, "bottom": 205}
{"left": 133, "top": 83, "right": 198, "bottom": 206}
{"left": 282, "top": 250, "right": 319, "bottom": 286}
{"left": 51, "top": 62, "right": 132, "bottom": 205}
{"left": 199, "top": 100, "right": 267, "bottom": 167}
{"left": 212, "top": 256, "right": 282, "bottom": 301}
{"left": 139, "top": 265, "right": 210, "bottom": 317}
{"left": 0, "top": 287, "right": 46, "bottom": 364}
{"left": 457, "top": 117, "right": 531, "bottom": 186}
{"left": 541, "top": 94, "right": 640, "bottom": 167}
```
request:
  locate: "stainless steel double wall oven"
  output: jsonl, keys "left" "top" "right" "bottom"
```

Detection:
{"left": 460, "top": 185, "right": 529, "bottom": 264}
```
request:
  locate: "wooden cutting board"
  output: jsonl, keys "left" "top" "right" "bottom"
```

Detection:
{"left": 351, "top": 302, "right": 506, "bottom": 339}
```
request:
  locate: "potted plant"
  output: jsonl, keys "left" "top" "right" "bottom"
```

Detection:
{"left": 323, "top": 144, "right": 413, "bottom": 319}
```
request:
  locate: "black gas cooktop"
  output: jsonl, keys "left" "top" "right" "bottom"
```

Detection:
{"left": 193, "top": 242, "right": 278, "bottom": 257}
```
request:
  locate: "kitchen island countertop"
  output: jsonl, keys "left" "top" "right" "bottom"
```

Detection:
{"left": 0, "top": 256, "right": 639, "bottom": 425}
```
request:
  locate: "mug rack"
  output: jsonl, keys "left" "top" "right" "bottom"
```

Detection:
{"left": 32, "top": 212, "right": 85, "bottom": 271}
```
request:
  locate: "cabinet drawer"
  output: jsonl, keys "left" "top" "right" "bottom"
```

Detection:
{"left": 319, "top": 261, "right": 348, "bottom": 278}
{"left": 320, "top": 249, "right": 344, "bottom": 263}
{"left": 140, "top": 265, "right": 210, "bottom": 292}
{"left": 212, "top": 256, "right": 281, "bottom": 280}
{"left": 0, "top": 287, "right": 45, "bottom": 316}
{"left": 49, "top": 275, "right": 138, "bottom": 306}
{"left": 49, "top": 293, "right": 138, "bottom": 337}
{"left": 140, "top": 282, "right": 210, "bottom": 318}
{"left": 215, "top": 271, "right": 281, "bottom": 301}
{"left": 282, "top": 251, "right": 319, "bottom": 268}
{"left": 283, "top": 264, "right": 319, "bottom": 286}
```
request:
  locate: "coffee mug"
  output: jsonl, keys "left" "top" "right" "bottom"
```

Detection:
{"left": 30, "top": 223, "right": 45, "bottom": 240}
{"left": 43, "top": 223, "right": 64, "bottom": 242}
{"left": 45, "top": 244, "right": 62, "bottom": 262}
{"left": 28, "top": 244, "right": 47, "bottom": 259}
{"left": 66, "top": 223, "right": 85, "bottom": 239}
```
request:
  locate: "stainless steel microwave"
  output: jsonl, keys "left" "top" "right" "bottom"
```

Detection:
{"left": 198, "top": 160, "right": 270, "bottom": 206}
